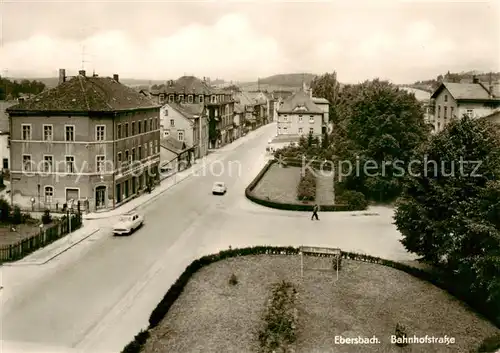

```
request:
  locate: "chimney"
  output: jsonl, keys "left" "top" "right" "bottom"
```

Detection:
{"left": 59, "top": 69, "right": 66, "bottom": 84}
{"left": 79, "top": 70, "right": 86, "bottom": 77}
{"left": 113, "top": 74, "right": 119, "bottom": 82}
{"left": 472, "top": 75, "right": 479, "bottom": 84}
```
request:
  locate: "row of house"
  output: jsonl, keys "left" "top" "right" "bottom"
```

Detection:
{"left": 3, "top": 71, "right": 274, "bottom": 212}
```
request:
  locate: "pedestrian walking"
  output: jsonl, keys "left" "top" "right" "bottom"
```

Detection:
{"left": 311, "top": 204, "right": 319, "bottom": 220}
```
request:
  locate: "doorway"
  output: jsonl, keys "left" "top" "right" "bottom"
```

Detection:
{"left": 95, "top": 186, "right": 106, "bottom": 209}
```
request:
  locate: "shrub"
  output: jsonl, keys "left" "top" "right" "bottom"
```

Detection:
{"left": 476, "top": 333, "right": 500, "bottom": 352}
{"left": 229, "top": 273, "right": 238, "bottom": 285}
{"left": 11, "top": 206, "right": 22, "bottom": 224}
{"left": 394, "top": 323, "right": 408, "bottom": 347}
{"left": 0, "top": 197, "right": 11, "bottom": 222}
{"left": 41, "top": 209, "right": 52, "bottom": 225}
{"left": 337, "top": 190, "right": 368, "bottom": 211}
{"left": 297, "top": 169, "right": 316, "bottom": 201}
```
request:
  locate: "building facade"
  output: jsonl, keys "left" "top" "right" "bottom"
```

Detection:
{"left": 430, "top": 79, "right": 500, "bottom": 133}
{"left": 159, "top": 102, "right": 208, "bottom": 159}
{"left": 275, "top": 88, "right": 327, "bottom": 142}
{"left": 0, "top": 100, "right": 16, "bottom": 171}
{"left": 150, "top": 76, "right": 234, "bottom": 149}
{"left": 7, "top": 69, "right": 161, "bottom": 212}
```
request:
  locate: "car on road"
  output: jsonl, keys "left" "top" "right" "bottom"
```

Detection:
{"left": 212, "top": 181, "right": 227, "bottom": 195}
{"left": 112, "top": 212, "right": 144, "bottom": 235}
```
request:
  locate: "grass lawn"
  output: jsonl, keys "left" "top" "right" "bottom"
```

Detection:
{"left": 0, "top": 221, "right": 41, "bottom": 247}
{"left": 143, "top": 255, "right": 499, "bottom": 353}
{"left": 252, "top": 164, "right": 302, "bottom": 204}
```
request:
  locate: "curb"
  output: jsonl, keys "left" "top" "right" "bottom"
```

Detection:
{"left": 4, "top": 228, "right": 100, "bottom": 266}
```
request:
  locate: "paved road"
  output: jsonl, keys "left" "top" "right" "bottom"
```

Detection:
{"left": 0, "top": 123, "right": 414, "bottom": 353}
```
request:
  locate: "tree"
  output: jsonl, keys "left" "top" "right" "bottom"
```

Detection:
{"left": 394, "top": 116, "right": 500, "bottom": 316}
{"left": 310, "top": 72, "right": 341, "bottom": 124}
{"left": 336, "top": 79, "right": 429, "bottom": 202}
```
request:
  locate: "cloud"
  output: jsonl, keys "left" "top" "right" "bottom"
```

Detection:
{"left": 0, "top": 13, "right": 284, "bottom": 81}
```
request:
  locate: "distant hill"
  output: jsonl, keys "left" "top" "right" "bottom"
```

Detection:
{"left": 406, "top": 71, "right": 500, "bottom": 94}
{"left": 256, "top": 73, "right": 317, "bottom": 88}
{"left": 11, "top": 76, "right": 167, "bottom": 89}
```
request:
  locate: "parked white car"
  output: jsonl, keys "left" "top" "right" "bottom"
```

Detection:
{"left": 112, "top": 212, "right": 144, "bottom": 235}
{"left": 212, "top": 181, "right": 227, "bottom": 195}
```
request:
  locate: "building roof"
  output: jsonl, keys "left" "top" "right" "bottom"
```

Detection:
{"left": 312, "top": 97, "right": 330, "bottom": 104}
{"left": 277, "top": 90, "right": 323, "bottom": 114}
{"left": 431, "top": 82, "right": 499, "bottom": 101}
{"left": 234, "top": 92, "right": 255, "bottom": 106}
{"left": 154, "top": 76, "right": 224, "bottom": 95}
{"left": 169, "top": 102, "right": 204, "bottom": 119}
{"left": 0, "top": 100, "right": 17, "bottom": 133}
{"left": 245, "top": 91, "right": 267, "bottom": 105}
{"left": 7, "top": 74, "right": 160, "bottom": 113}
{"left": 482, "top": 108, "right": 500, "bottom": 120}
{"left": 160, "top": 136, "right": 188, "bottom": 154}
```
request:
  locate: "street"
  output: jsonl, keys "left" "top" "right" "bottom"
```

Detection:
{"left": 0, "top": 123, "right": 414, "bottom": 353}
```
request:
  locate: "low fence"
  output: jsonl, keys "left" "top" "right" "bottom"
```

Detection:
{"left": 122, "top": 246, "right": 500, "bottom": 353}
{"left": 244, "top": 159, "right": 351, "bottom": 211}
{"left": 0, "top": 213, "right": 82, "bottom": 262}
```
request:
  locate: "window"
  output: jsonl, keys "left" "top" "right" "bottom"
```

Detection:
{"left": 138, "top": 121, "right": 142, "bottom": 134}
{"left": 132, "top": 148, "right": 136, "bottom": 161}
{"left": 164, "top": 130, "right": 170, "bottom": 137}
{"left": 164, "top": 108, "right": 168, "bottom": 117}
{"left": 131, "top": 122, "right": 136, "bottom": 135}
{"left": 211, "top": 95, "right": 216, "bottom": 103}
{"left": 96, "top": 125, "right": 105, "bottom": 141}
{"left": 125, "top": 150, "right": 129, "bottom": 161}
{"left": 22, "top": 124, "right": 32, "bottom": 140}
{"left": 178, "top": 95, "right": 184, "bottom": 103}
{"left": 43, "top": 124, "right": 53, "bottom": 141}
{"left": 309, "top": 127, "right": 314, "bottom": 134}
{"left": 149, "top": 142, "right": 153, "bottom": 155}
{"left": 450, "top": 107, "right": 454, "bottom": 118}
{"left": 96, "top": 155, "right": 105, "bottom": 172}
{"left": 309, "top": 117, "right": 315, "bottom": 123}
{"left": 283, "top": 116, "right": 288, "bottom": 122}
{"left": 283, "top": 126, "right": 288, "bottom": 132}
{"left": 138, "top": 146, "right": 142, "bottom": 160}
{"left": 155, "top": 140, "right": 158, "bottom": 153}
{"left": 22, "top": 155, "right": 32, "bottom": 171}
{"left": 437, "top": 122, "right": 441, "bottom": 130}
{"left": 168, "top": 95, "right": 174, "bottom": 103}
{"left": 143, "top": 120, "right": 147, "bottom": 132}
{"left": 298, "top": 116, "right": 303, "bottom": 123}
{"left": 178, "top": 130, "right": 184, "bottom": 141}
{"left": 144, "top": 143, "right": 148, "bottom": 157}
{"left": 125, "top": 123, "right": 129, "bottom": 138}
{"left": 188, "top": 95, "right": 193, "bottom": 103}
{"left": 149, "top": 118, "right": 153, "bottom": 131}
{"left": 65, "top": 156, "right": 75, "bottom": 173}
{"left": 117, "top": 124, "right": 122, "bottom": 139}
{"left": 199, "top": 95, "right": 204, "bottom": 103}
{"left": 65, "top": 125, "right": 75, "bottom": 141}
{"left": 467, "top": 109, "right": 474, "bottom": 118}
{"left": 298, "top": 127, "right": 303, "bottom": 134}
{"left": 43, "top": 155, "right": 53, "bottom": 173}
{"left": 170, "top": 119, "right": 175, "bottom": 127}
{"left": 444, "top": 106, "right": 447, "bottom": 119}
{"left": 159, "top": 94, "right": 165, "bottom": 103}
{"left": 44, "top": 186, "right": 54, "bottom": 204}
{"left": 117, "top": 152, "right": 122, "bottom": 163}
{"left": 437, "top": 105, "right": 441, "bottom": 118}
{"left": 444, "top": 95, "right": 448, "bottom": 102}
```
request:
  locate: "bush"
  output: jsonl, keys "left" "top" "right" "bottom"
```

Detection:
{"left": 11, "top": 206, "right": 22, "bottom": 224}
{"left": 0, "top": 197, "right": 11, "bottom": 222}
{"left": 394, "top": 323, "right": 408, "bottom": 347}
{"left": 476, "top": 333, "right": 500, "bottom": 352}
{"left": 297, "top": 169, "right": 316, "bottom": 201}
{"left": 41, "top": 209, "right": 52, "bottom": 224}
{"left": 229, "top": 273, "right": 238, "bottom": 285}
{"left": 337, "top": 190, "right": 368, "bottom": 211}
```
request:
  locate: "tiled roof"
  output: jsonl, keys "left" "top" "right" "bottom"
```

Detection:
{"left": 158, "top": 76, "right": 222, "bottom": 95}
{"left": 277, "top": 90, "right": 323, "bottom": 113}
{"left": 160, "top": 136, "right": 188, "bottom": 154}
{"left": 245, "top": 92, "right": 267, "bottom": 105}
{"left": 170, "top": 102, "right": 204, "bottom": 119}
{"left": 431, "top": 82, "right": 499, "bottom": 101}
{"left": 234, "top": 92, "right": 255, "bottom": 106}
{"left": 0, "top": 100, "right": 16, "bottom": 133}
{"left": 483, "top": 108, "right": 500, "bottom": 119}
{"left": 7, "top": 75, "right": 160, "bottom": 112}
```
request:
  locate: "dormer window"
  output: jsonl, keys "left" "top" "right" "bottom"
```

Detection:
{"left": 188, "top": 95, "right": 193, "bottom": 103}
{"left": 168, "top": 95, "right": 174, "bottom": 103}
{"left": 211, "top": 95, "right": 216, "bottom": 103}
{"left": 179, "top": 95, "right": 185, "bottom": 103}
{"left": 199, "top": 95, "right": 204, "bottom": 103}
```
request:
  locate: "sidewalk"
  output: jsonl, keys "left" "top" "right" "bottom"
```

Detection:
{"left": 83, "top": 124, "right": 273, "bottom": 220}
{"left": 3, "top": 225, "right": 100, "bottom": 266}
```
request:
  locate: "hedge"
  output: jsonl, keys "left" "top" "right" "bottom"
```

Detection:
{"left": 244, "top": 159, "right": 362, "bottom": 212}
{"left": 296, "top": 168, "right": 316, "bottom": 201}
{"left": 122, "top": 246, "right": 500, "bottom": 353}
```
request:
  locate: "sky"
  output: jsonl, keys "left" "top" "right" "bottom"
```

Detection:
{"left": 0, "top": 0, "right": 499, "bottom": 84}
